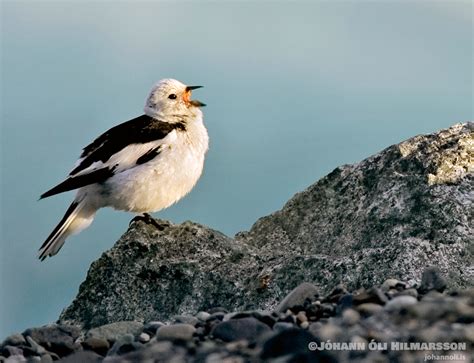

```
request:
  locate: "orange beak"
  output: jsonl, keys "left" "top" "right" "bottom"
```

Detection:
{"left": 183, "top": 86, "right": 206, "bottom": 107}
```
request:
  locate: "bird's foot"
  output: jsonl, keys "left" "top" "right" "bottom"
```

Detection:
{"left": 129, "top": 213, "right": 169, "bottom": 231}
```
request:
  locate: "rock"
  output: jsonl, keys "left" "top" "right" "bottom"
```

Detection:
{"left": 196, "top": 311, "right": 211, "bottom": 322}
{"left": 385, "top": 296, "right": 418, "bottom": 312}
{"left": 82, "top": 337, "right": 109, "bottom": 356}
{"left": 241, "top": 122, "right": 473, "bottom": 294}
{"left": 1, "top": 346, "right": 23, "bottom": 358}
{"left": 381, "top": 279, "right": 406, "bottom": 292}
{"left": 352, "top": 288, "right": 388, "bottom": 306}
{"left": 138, "top": 332, "right": 150, "bottom": 343}
{"left": 86, "top": 321, "right": 143, "bottom": 343}
{"left": 143, "top": 321, "right": 165, "bottom": 335}
{"left": 211, "top": 317, "right": 271, "bottom": 342}
{"left": 155, "top": 324, "right": 196, "bottom": 341}
{"left": 58, "top": 123, "right": 473, "bottom": 329}
{"left": 173, "top": 315, "right": 199, "bottom": 326}
{"left": 418, "top": 266, "right": 448, "bottom": 294}
{"left": 104, "top": 341, "right": 187, "bottom": 363}
{"left": 22, "top": 325, "right": 80, "bottom": 357}
{"left": 276, "top": 283, "right": 319, "bottom": 312}
{"left": 341, "top": 309, "right": 360, "bottom": 325}
{"left": 273, "top": 322, "right": 295, "bottom": 333}
{"left": 261, "top": 328, "right": 322, "bottom": 360}
{"left": 356, "top": 303, "right": 384, "bottom": 317}
{"left": 106, "top": 334, "right": 137, "bottom": 356}
{"left": 395, "top": 288, "right": 418, "bottom": 299}
{"left": 1, "top": 334, "right": 26, "bottom": 347}
{"left": 57, "top": 351, "right": 102, "bottom": 363}
{"left": 25, "top": 336, "right": 47, "bottom": 355}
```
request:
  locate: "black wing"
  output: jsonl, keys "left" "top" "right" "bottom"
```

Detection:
{"left": 40, "top": 115, "right": 186, "bottom": 199}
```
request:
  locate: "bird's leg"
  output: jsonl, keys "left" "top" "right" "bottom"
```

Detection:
{"left": 129, "top": 213, "right": 168, "bottom": 231}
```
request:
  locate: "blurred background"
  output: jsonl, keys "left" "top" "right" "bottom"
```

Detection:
{"left": 0, "top": 1, "right": 472, "bottom": 338}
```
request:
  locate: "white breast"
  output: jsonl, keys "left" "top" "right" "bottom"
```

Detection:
{"left": 98, "top": 118, "right": 209, "bottom": 213}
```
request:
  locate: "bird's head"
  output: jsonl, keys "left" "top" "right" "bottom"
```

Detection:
{"left": 144, "top": 78, "right": 205, "bottom": 121}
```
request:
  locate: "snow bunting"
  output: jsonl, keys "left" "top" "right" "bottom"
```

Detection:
{"left": 38, "top": 79, "right": 208, "bottom": 260}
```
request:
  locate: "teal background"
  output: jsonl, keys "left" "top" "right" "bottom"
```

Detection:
{"left": 1, "top": 1, "right": 472, "bottom": 338}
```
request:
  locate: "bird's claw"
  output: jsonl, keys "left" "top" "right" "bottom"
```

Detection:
{"left": 129, "top": 213, "right": 169, "bottom": 231}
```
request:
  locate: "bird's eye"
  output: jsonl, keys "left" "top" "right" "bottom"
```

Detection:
{"left": 168, "top": 94, "right": 177, "bottom": 99}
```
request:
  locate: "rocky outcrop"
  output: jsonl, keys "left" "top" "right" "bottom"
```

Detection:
{"left": 57, "top": 123, "right": 473, "bottom": 330}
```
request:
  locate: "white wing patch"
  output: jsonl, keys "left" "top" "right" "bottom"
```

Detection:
{"left": 70, "top": 130, "right": 177, "bottom": 177}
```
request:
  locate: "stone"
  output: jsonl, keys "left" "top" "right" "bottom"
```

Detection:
{"left": 395, "top": 288, "right": 418, "bottom": 299}
{"left": 155, "top": 324, "right": 196, "bottom": 341}
{"left": 260, "top": 328, "right": 318, "bottom": 359}
{"left": 385, "top": 295, "right": 418, "bottom": 312}
{"left": 356, "top": 303, "right": 384, "bottom": 316}
{"left": 82, "top": 337, "right": 110, "bottom": 356}
{"left": 381, "top": 279, "right": 406, "bottom": 292}
{"left": 196, "top": 311, "right": 211, "bottom": 321}
{"left": 57, "top": 123, "right": 473, "bottom": 329}
{"left": 1, "top": 334, "right": 26, "bottom": 347}
{"left": 22, "top": 325, "right": 80, "bottom": 357}
{"left": 106, "top": 334, "right": 137, "bottom": 356}
{"left": 352, "top": 288, "right": 388, "bottom": 306}
{"left": 143, "top": 321, "right": 165, "bottom": 335}
{"left": 211, "top": 317, "right": 271, "bottom": 342}
{"left": 418, "top": 266, "right": 448, "bottom": 294}
{"left": 342, "top": 308, "right": 360, "bottom": 325}
{"left": 138, "top": 333, "right": 150, "bottom": 343}
{"left": 173, "top": 315, "right": 199, "bottom": 326}
{"left": 58, "top": 351, "right": 102, "bottom": 363}
{"left": 1, "top": 346, "right": 23, "bottom": 358}
{"left": 273, "top": 322, "right": 295, "bottom": 333}
{"left": 276, "top": 283, "right": 319, "bottom": 312}
{"left": 86, "top": 321, "right": 143, "bottom": 343}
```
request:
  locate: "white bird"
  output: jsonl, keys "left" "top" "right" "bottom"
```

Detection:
{"left": 38, "top": 79, "right": 208, "bottom": 260}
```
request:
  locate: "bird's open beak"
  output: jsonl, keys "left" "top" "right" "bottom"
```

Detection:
{"left": 183, "top": 86, "right": 206, "bottom": 107}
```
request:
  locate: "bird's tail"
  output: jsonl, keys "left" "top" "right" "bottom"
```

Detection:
{"left": 38, "top": 197, "right": 96, "bottom": 261}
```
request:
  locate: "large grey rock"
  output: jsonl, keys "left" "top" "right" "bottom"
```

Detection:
{"left": 59, "top": 123, "right": 473, "bottom": 329}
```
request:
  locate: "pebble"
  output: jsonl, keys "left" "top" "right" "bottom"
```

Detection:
{"left": 2, "top": 346, "right": 23, "bottom": 357}
{"left": 82, "top": 337, "right": 110, "bottom": 356}
{"left": 273, "top": 322, "right": 294, "bottom": 333}
{"left": 107, "top": 334, "right": 136, "bottom": 356}
{"left": 8, "top": 273, "right": 473, "bottom": 363}
{"left": 296, "top": 311, "right": 308, "bottom": 323}
{"left": 138, "top": 332, "right": 150, "bottom": 343}
{"left": 211, "top": 317, "right": 271, "bottom": 342}
{"left": 86, "top": 321, "right": 143, "bottom": 343}
{"left": 156, "top": 324, "right": 196, "bottom": 341}
{"left": 356, "top": 303, "right": 384, "bottom": 316}
{"left": 25, "top": 336, "right": 47, "bottom": 355}
{"left": 261, "top": 328, "right": 318, "bottom": 359}
{"left": 173, "top": 315, "right": 199, "bottom": 326}
{"left": 342, "top": 308, "right": 360, "bottom": 325}
{"left": 418, "top": 267, "right": 447, "bottom": 294}
{"left": 58, "top": 351, "right": 103, "bottom": 363}
{"left": 385, "top": 295, "right": 418, "bottom": 312}
{"left": 353, "top": 287, "right": 388, "bottom": 306}
{"left": 395, "top": 288, "right": 418, "bottom": 299}
{"left": 196, "top": 311, "right": 211, "bottom": 322}
{"left": 381, "top": 278, "right": 400, "bottom": 292}
{"left": 143, "top": 321, "right": 165, "bottom": 335}
{"left": 2, "top": 334, "right": 26, "bottom": 347}
{"left": 276, "top": 283, "right": 319, "bottom": 312}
